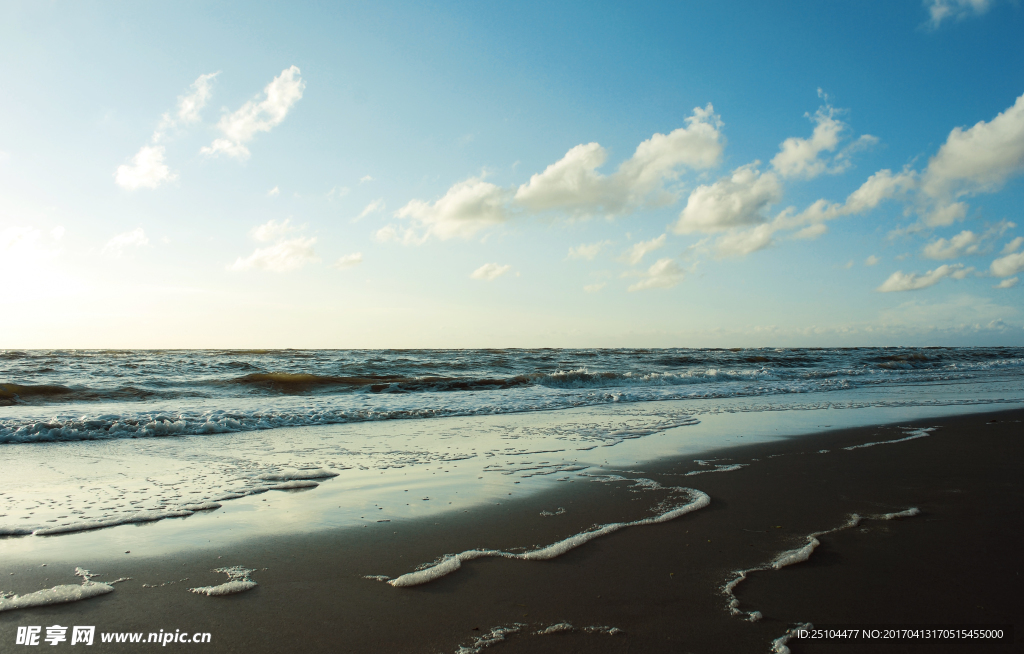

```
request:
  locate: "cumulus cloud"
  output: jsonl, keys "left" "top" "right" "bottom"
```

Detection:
{"left": 922, "top": 230, "right": 981, "bottom": 259}
{"left": 672, "top": 163, "right": 782, "bottom": 234}
{"left": 514, "top": 104, "right": 723, "bottom": 216}
{"left": 876, "top": 263, "right": 973, "bottom": 292}
{"left": 229, "top": 237, "right": 318, "bottom": 272}
{"left": 355, "top": 199, "right": 385, "bottom": 221}
{"left": 390, "top": 177, "right": 509, "bottom": 242}
{"left": 925, "top": 0, "right": 993, "bottom": 28}
{"left": 620, "top": 234, "right": 666, "bottom": 264}
{"left": 470, "top": 262, "right": 511, "bottom": 281}
{"left": 1003, "top": 236, "right": 1023, "bottom": 254}
{"left": 102, "top": 228, "right": 149, "bottom": 257}
{"left": 567, "top": 240, "right": 611, "bottom": 260}
{"left": 865, "top": 255, "right": 880, "bottom": 266}
{"left": 990, "top": 251, "right": 1024, "bottom": 278}
{"left": 115, "top": 146, "right": 176, "bottom": 190}
{"left": 916, "top": 91, "right": 1024, "bottom": 224}
{"left": 771, "top": 104, "right": 847, "bottom": 179}
{"left": 626, "top": 258, "right": 685, "bottom": 291}
{"left": 202, "top": 66, "right": 305, "bottom": 159}
{"left": 993, "top": 276, "right": 1018, "bottom": 289}
{"left": 332, "top": 252, "right": 363, "bottom": 269}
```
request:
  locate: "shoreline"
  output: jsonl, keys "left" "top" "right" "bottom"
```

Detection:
{"left": 1, "top": 407, "right": 1022, "bottom": 652}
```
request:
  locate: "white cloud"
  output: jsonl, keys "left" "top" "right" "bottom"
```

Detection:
{"left": 251, "top": 218, "right": 295, "bottom": 242}
{"left": 793, "top": 223, "right": 828, "bottom": 240}
{"left": 1002, "top": 236, "right": 1023, "bottom": 254}
{"left": 355, "top": 199, "right": 385, "bottom": 221}
{"left": 154, "top": 72, "right": 218, "bottom": 143}
{"left": 771, "top": 104, "right": 847, "bottom": 179}
{"left": 620, "top": 234, "right": 666, "bottom": 264}
{"left": 360, "top": 175, "right": 374, "bottom": 183}
{"left": 627, "top": 258, "right": 685, "bottom": 291}
{"left": 922, "top": 230, "right": 980, "bottom": 259}
{"left": 917, "top": 91, "right": 1024, "bottom": 222}
{"left": 925, "top": 0, "right": 993, "bottom": 28}
{"left": 993, "top": 276, "right": 1018, "bottom": 289}
{"left": 514, "top": 104, "right": 723, "bottom": 216}
{"left": 50, "top": 226, "right": 65, "bottom": 241}
{"left": 115, "top": 146, "right": 177, "bottom": 189}
{"left": 990, "top": 251, "right": 1024, "bottom": 277}
{"left": 876, "top": 263, "right": 972, "bottom": 292}
{"left": 713, "top": 223, "right": 777, "bottom": 257}
{"left": 470, "top": 262, "right": 511, "bottom": 281}
{"left": 332, "top": 252, "right": 363, "bottom": 270}
{"left": 865, "top": 255, "right": 880, "bottom": 266}
{"left": 229, "top": 237, "right": 318, "bottom": 272}
{"left": 583, "top": 282, "right": 606, "bottom": 293}
{"left": 672, "top": 163, "right": 782, "bottom": 234}
{"left": 267, "top": 186, "right": 280, "bottom": 197}
{"left": 567, "top": 240, "right": 611, "bottom": 261}
{"left": 102, "top": 228, "right": 149, "bottom": 257}
{"left": 394, "top": 177, "right": 509, "bottom": 242}
{"left": 327, "top": 186, "right": 350, "bottom": 200}
{"left": 201, "top": 66, "right": 305, "bottom": 159}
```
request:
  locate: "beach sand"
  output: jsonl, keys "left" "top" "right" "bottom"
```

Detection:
{"left": 1, "top": 408, "right": 1021, "bottom": 653}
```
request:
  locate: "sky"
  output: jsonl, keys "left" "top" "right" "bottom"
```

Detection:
{"left": 2, "top": 0, "right": 1024, "bottom": 348}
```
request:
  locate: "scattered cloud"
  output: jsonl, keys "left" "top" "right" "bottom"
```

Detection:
{"left": 115, "top": 72, "right": 218, "bottom": 190}
{"left": 390, "top": 177, "right": 509, "bottom": 242}
{"left": 567, "top": 240, "right": 611, "bottom": 261}
{"left": 355, "top": 199, "right": 385, "bottom": 221}
{"left": 153, "top": 72, "right": 218, "bottom": 143}
{"left": 620, "top": 234, "right": 666, "bottom": 264}
{"left": 584, "top": 282, "right": 606, "bottom": 293}
{"left": 201, "top": 66, "right": 305, "bottom": 159}
{"left": 229, "top": 237, "right": 318, "bottom": 272}
{"left": 925, "top": 0, "right": 993, "bottom": 29}
{"left": 514, "top": 104, "right": 723, "bottom": 216}
{"left": 865, "top": 255, "right": 879, "bottom": 266}
{"left": 267, "top": 186, "right": 280, "bottom": 197}
{"left": 115, "top": 146, "right": 177, "bottom": 190}
{"left": 990, "top": 251, "right": 1024, "bottom": 278}
{"left": 770, "top": 100, "right": 876, "bottom": 180}
{"left": 332, "top": 252, "right": 363, "bottom": 270}
{"left": 1002, "top": 236, "right": 1023, "bottom": 254}
{"left": 626, "top": 257, "right": 684, "bottom": 291}
{"left": 360, "top": 175, "right": 374, "bottom": 183}
{"left": 876, "top": 263, "right": 973, "bottom": 292}
{"left": 922, "top": 230, "right": 981, "bottom": 259}
{"left": 470, "top": 262, "right": 511, "bottom": 281}
{"left": 251, "top": 218, "right": 296, "bottom": 242}
{"left": 327, "top": 186, "right": 350, "bottom": 200}
{"left": 672, "top": 163, "right": 782, "bottom": 234}
{"left": 102, "top": 228, "right": 149, "bottom": 257}
{"left": 993, "top": 276, "right": 1018, "bottom": 289}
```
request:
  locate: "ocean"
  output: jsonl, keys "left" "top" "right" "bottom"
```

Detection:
{"left": 3, "top": 347, "right": 1023, "bottom": 443}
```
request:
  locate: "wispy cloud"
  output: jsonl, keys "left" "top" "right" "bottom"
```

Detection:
{"left": 567, "top": 240, "right": 611, "bottom": 261}
{"left": 925, "top": 0, "right": 993, "bottom": 29}
{"left": 626, "top": 258, "right": 684, "bottom": 291}
{"left": 619, "top": 234, "right": 666, "bottom": 265}
{"left": 229, "top": 237, "right": 318, "bottom": 272}
{"left": 102, "top": 228, "right": 149, "bottom": 257}
{"left": 115, "top": 72, "right": 218, "bottom": 190}
{"left": 201, "top": 66, "right": 305, "bottom": 160}
{"left": 355, "top": 199, "right": 385, "bottom": 221}
{"left": 876, "top": 263, "right": 972, "bottom": 292}
{"left": 332, "top": 252, "right": 363, "bottom": 270}
{"left": 470, "top": 262, "right": 511, "bottom": 281}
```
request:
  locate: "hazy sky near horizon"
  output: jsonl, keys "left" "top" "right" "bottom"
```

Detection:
{"left": 3, "top": 0, "right": 1024, "bottom": 348}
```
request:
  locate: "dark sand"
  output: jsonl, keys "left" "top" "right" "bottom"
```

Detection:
{"left": 1, "top": 408, "right": 1021, "bottom": 653}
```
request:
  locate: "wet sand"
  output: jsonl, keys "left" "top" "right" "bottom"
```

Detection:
{"left": 1, "top": 408, "right": 1021, "bottom": 653}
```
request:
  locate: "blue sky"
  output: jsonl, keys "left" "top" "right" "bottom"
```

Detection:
{"left": 2, "top": 0, "right": 1023, "bottom": 348}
